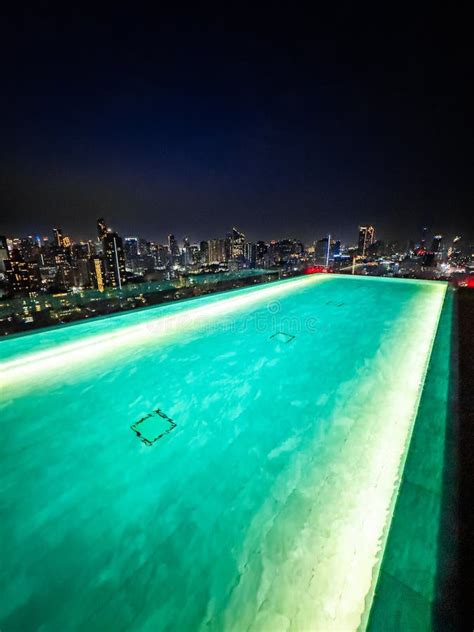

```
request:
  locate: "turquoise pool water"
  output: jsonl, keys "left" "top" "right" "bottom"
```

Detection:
{"left": 0, "top": 275, "right": 447, "bottom": 631}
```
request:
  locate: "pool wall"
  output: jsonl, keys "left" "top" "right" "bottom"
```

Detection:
{"left": 367, "top": 289, "right": 458, "bottom": 630}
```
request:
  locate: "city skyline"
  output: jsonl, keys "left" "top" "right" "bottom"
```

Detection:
{"left": 0, "top": 216, "right": 468, "bottom": 250}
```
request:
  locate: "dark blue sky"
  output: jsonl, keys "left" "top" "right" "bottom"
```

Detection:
{"left": 1, "top": 5, "right": 472, "bottom": 245}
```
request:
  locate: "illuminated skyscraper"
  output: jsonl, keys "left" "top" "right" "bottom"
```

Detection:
{"left": 358, "top": 225, "right": 376, "bottom": 256}
{"left": 97, "top": 218, "right": 108, "bottom": 241}
{"left": 90, "top": 256, "right": 106, "bottom": 292}
{"left": 103, "top": 232, "right": 126, "bottom": 289}
{"left": 230, "top": 227, "right": 245, "bottom": 260}
{"left": 151, "top": 244, "right": 168, "bottom": 267}
{"left": 244, "top": 242, "right": 257, "bottom": 268}
{"left": 182, "top": 237, "right": 192, "bottom": 266}
{"left": 124, "top": 237, "right": 139, "bottom": 261}
{"left": 256, "top": 241, "right": 268, "bottom": 266}
{"left": 315, "top": 237, "right": 331, "bottom": 265}
{"left": 208, "top": 239, "right": 226, "bottom": 264}
{"left": 168, "top": 234, "right": 180, "bottom": 265}
{"left": 199, "top": 241, "right": 209, "bottom": 265}
{"left": 4, "top": 249, "right": 41, "bottom": 296}
{"left": 53, "top": 227, "right": 63, "bottom": 248}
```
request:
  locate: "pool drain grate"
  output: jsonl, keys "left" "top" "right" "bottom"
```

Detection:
{"left": 131, "top": 408, "right": 176, "bottom": 446}
{"left": 270, "top": 331, "right": 295, "bottom": 343}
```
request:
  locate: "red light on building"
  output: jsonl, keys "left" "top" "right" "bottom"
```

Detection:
{"left": 305, "top": 266, "right": 328, "bottom": 274}
{"left": 457, "top": 275, "right": 474, "bottom": 288}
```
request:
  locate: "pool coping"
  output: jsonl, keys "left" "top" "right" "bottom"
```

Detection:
{"left": 359, "top": 281, "right": 448, "bottom": 631}
{"left": 366, "top": 286, "right": 457, "bottom": 630}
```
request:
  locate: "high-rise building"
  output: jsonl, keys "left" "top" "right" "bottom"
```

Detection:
{"left": 208, "top": 239, "right": 226, "bottom": 264}
{"left": 448, "top": 236, "right": 462, "bottom": 260}
{"left": 189, "top": 244, "right": 199, "bottom": 264}
{"left": 315, "top": 237, "right": 331, "bottom": 265}
{"left": 199, "top": 241, "right": 209, "bottom": 265}
{"left": 138, "top": 238, "right": 150, "bottom": 256}
{"left": 244, "top": 242, "right": 257, "bottom": 268}
{"left": 230, "top": 227, "right": 245, "bottom": 260}
{"left": 182, "top": 237, "right": 192, "bottom": 266}
{"left": 72, "top": 242, "right": 90, "bottom": 261}
{"left": 5, "top": 250, "right": 41, "bottom": 296}
{"left": 151, "top": 244, "right": 168, "bottom": 268}
{"left": 124, "top": 237, "right": 139, "bottom": 258}
{"left": 75, "top": 259, "right": 91, "bottom": 288}
{"left": 358, "top": 226, "right": 376, "bottom": 256}
{"left": 90, "top": 256, "right": 106, "bottom": 292}
{"left": 256, "top": 241, "right": 268, "bottom": 266}
{"left": 53, "top": 227, "right": 63, "bottom": 248}
{"left": 0, "top": 235, "right": 9, "bottom": 272}
{"left": 168, "top": 234, "right": 180, "bottom": 265}
{"left": 270, "top": 239, "right": 304, "bottom": 265}
{"left": 103, "top": 232, "right": 126, "bottom": 289}
{"left": 431, "top": 235, "right": 443, "bottom": 253}
{"left": 97, "top": 218, "right": 108, "bottom": 241}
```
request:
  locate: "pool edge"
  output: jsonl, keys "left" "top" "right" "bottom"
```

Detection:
{"left": 359, "top": 282, "right": 448, "bottom": 632}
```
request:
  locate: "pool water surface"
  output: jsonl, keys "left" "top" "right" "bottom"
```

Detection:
{"left": 0, "top": 275, "right": 447, "bottom": 631}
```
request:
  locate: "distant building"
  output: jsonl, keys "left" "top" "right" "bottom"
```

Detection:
{"left": 358, "top": 225, "right": 376, "bottom": 256}
{"left": 168, "top": 234, "right": 180, "bottom": 265}
{"left": 244, "top": 242, "right": 257, "bottom": 268}
{"left": 90, "top": 256, "right": 106, "bottom": 292}
{"left": 182, "top": 237, "right": 192, "bottom": 266}
{"left": 72, "top": 242, "right": 90, "bottom": 261}
{"left": 138, "top": 238, "right": 150, "bottom": 256}
{"left": 124, "top": 237, "right": 139, "bottom": 261}
{"left": 53, "top": 227, "right": 63, "bottom": 248}
{"left": 189, "top": 244, "right": 200, "bottom": 264}
{"left": 208, "top": 239, "right": 226, "bottom": 264}
{"left": 256, "top": 241, "right": 268, "bottom": 266}
{"left": 270, "top": 239, "right": 303, "bottom": 265}
{"left": 5, "top": 250, "right": 41, "bottom": 296}
{"left": 150, "top": 243, "right": 168, "bottom": 268}
{"left": 97, "top": 218, "right": 108, "bottom": 241}
{"left": 315, "top": 238, "right": 330, "bottom": 265}
{"left": 75, "top": 259, "right": 91, "bottom": 287}
{"left": 368, "top": 240, "right": 382, "bottom": 258}
{"left": 103, "top": 232, "right": 126, "bottom": 289}
{"left": 422, "top": 252, "right": 436, "bottom": 267}
{"left": 199, "top": 241, "right": 209, "bottom": 265}
{"left": 230, "top": 227, "right": 245, "bottom": 260}
{"left": 431, "top": 235, "right": 443, "bottom": 253}
{"left": 0, "top": 235, "right": 9, "bottom": 272}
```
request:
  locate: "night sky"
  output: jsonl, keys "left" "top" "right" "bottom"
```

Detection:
{"left": 1, "top": 5, "right": 473, "bottom": 245}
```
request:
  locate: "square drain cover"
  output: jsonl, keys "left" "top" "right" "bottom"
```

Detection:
{"left": 131, "top": 409, "right": 176, "bottom": 446}
{"left": 270, "top": 331, "right": 295, "bottom": 343}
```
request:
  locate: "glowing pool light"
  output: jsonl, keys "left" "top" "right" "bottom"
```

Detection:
{"left": 0, "top": 275, "right": 447, "bottom": 631}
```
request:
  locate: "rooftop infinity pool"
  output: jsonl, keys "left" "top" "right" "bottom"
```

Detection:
{"left": 0, "top": 275, "right": 447, "bottom": 631}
